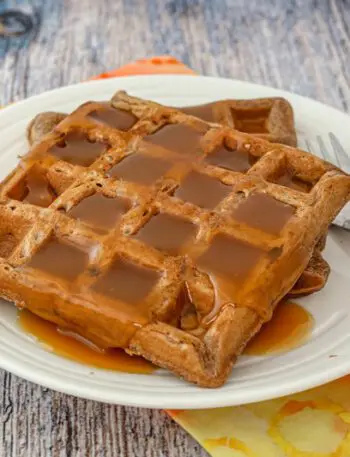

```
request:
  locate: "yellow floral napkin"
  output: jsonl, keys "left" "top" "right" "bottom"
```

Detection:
{"left": 168, "top": 376, "right": 350, "bottom": 457}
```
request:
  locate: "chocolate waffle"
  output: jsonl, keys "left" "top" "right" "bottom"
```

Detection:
{"left": 26, "top": 108, "right": 329, "bottom": 297}
{"left": 31, "top": 95, "right": 296, "bottom": 147}
{"left": 0, "top": 91, "right": 349, "bottom": 387}
{"left": 27, "top": 112, "right": 67, "bottom": 146}
{"left": 178, "top": 97, "right": 297, "bottom": 146}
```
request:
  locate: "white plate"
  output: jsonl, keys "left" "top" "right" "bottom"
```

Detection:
{"left": 1, "top": 75, "right": 350, "bottom": 409}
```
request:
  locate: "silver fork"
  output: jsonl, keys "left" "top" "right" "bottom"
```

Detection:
{"left": 300, "top": 133, "right": 350, "bottom": 228}
{"left": 301, "top": 133, "right": 350, "bottom": 174}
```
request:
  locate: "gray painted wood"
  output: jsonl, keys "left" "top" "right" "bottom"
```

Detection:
{"left": 0, "top": 0, "right": 349, "bottom": 456}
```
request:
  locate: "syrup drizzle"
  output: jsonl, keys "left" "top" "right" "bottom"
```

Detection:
{"left": 18, "top": 300, "right": 313, "bottom": 371}
{"left": 18, "top": 309, "right": 155, "bottom": 374}
{"left": 244, "top": 301, "right": 314, "bottom": 355}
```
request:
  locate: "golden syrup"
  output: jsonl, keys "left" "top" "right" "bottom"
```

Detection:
{"left": 18, "top": 309, "right": 155, "bottom": 374}
{"left": 244, "top": 301, "right": 314, "bottom": 355}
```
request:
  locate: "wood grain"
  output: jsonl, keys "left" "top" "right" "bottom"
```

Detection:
{"left": 1, "top": 0, "right": 350, "bottom": 456}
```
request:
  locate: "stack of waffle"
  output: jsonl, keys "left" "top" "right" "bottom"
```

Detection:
{"left": 0, "top": 91, "right": 348, "bottom": 387}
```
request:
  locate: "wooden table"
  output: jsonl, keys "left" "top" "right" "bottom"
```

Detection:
{"left": 1, "top": 1, "right": 349, "bottom": 456}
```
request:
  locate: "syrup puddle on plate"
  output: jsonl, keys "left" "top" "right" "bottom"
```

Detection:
{"left": 244, "top": 301, "right": 314, "bottom": 355}
{"left": 18, "top": 309, "right": 155, "bottom": 374}
{"left": 18, "top": 301, "right": 313, "bottom": 373}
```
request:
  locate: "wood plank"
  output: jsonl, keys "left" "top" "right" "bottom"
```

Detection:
{"left": 1, "top": 0, "right": 350, "bottom": 455}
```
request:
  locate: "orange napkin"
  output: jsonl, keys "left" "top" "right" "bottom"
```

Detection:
{"left": 95, "top": 57, "right": 350, "bottom": 457}
{"left": 91, "top": 55, "right": 196, "bottom": 79}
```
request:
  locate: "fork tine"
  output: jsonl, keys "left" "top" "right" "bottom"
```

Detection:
{"left": 316, "top": 135, "right": 333, "bottom": 163}
{"left": 329, "top": 132, "right": 350, "bottom": 173}
{"left": 300, "top": 137, "right": 326, "bottom": 161}
{"left": 300, "top": 138, "right": 312, "bottom": 154}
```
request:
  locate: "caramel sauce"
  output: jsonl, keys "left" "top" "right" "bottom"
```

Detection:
{"left": 18, "top": 301, "right": 311, "bottom": 373}
{"left": 179, "top": 103, "right": 216, "bottom": 123}
{"left": 68, "top": 193, "right": 131, "bottom": 231}
{"left": 107, "top": 153, "right": 171, "bottom": 185}
{"left": 175, "top": 170, "right": 231, "bottom": 209}
{"left": 206, "top": 142, "right": 254, "bottom": 172}
{"left": 143, "top": 123, "right": 204, "bottom": 156}
{"left": 49, "top": 131, "right": 107, "bottom": 167}
{"left": 88, "top": 105, "right": 137, "bottom": 131}
{"left": 26, "top": 237, "right": 88, "bottom": 282}
{"left": 92, "top": 256, "right": 159, "bottom": 306}
{"left": 135, "top": 213, "right": 197, "bottom": 255}
{"left": 8, "top": 165, "right": 56, "bottom": 208}
{"left": 232, "top": 192, "right": 295, "bottom": 235}
{"left": 18, "top": 309, "right": 155, "bottom": 374}
{"left": 198, "top": 234, "right": 264, "bottom": 279}
{"left": 244, "top": 301, "right": 314, "bottom": 355}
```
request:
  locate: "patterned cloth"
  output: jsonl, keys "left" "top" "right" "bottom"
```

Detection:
{"left": 168, "top": 376, "right": 350, "bottom": 457}
{"left": 92, "top": 57, "right": 350, "bottom": 457}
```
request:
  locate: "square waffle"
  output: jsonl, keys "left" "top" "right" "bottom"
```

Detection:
{"left": 25, "top": 105, "right": 328, "bottom": 298}
{"left": 0, "top": 91, "right": 349, "bottom": 387}
{"left": 27, "top": 95, "right": 297, "bottom": 147}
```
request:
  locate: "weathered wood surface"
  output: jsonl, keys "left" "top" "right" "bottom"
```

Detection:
{"left": 0, "top": 0, "right": 350, "bottom": 456}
